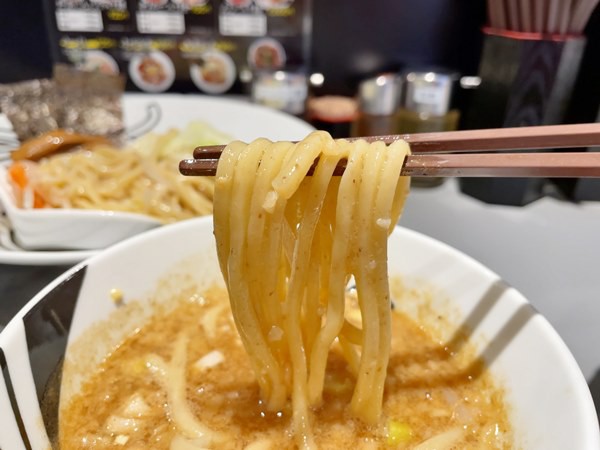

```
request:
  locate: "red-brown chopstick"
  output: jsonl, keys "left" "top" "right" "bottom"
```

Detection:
{"left": 180, "top": 152, "right": 600, "bottom": 178}
{"left": 404, "top": 152, "right": 600, "bottom": 177}
{"left": 179, "top": 123, "right": 600, "bottom": 178}
{"left": 377, "top": 123, "right": 600, "bottom": 153}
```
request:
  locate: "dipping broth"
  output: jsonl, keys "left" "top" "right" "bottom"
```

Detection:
{"left": 59, "top": 286, "right": 512, "bottom": 449}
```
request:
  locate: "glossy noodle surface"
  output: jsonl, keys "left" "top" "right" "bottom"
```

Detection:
{"left": 213, "top": 132, "right": 412, "bottom": 445}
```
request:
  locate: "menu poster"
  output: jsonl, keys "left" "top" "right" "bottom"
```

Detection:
{"left": 44, "top": 0, "right": 311, "bottom": 95}
{"left": 55, "top": 0, "right": 135, "bottom": 33}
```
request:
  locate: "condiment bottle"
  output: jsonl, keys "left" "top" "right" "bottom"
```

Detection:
{"left": 398, "top": 69, "right": 460, "bottom": 187}
{"left": 398, "top": 69, "right": 460, "bottom": 133}
{"left": 351, "top": 73, "right": 402, "bottom": 137}
{"left": 251, "top": 70, "right": 308, "bottom": 117}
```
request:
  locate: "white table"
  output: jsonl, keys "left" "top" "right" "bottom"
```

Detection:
{"left": 402, "top": 180, "right": 600, "bottom": 381}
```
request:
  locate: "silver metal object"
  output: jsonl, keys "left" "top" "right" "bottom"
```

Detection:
{"left": 401, "top": 70, "right": 459, "bottom": 116}
{"left": 251, "top": 70, "right": 308, "bottom": 115}
{"left": 356, "top": 73, "right": 402, "bottom": 116}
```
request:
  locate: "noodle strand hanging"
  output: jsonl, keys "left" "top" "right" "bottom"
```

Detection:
{"left": 213, "top": 131, "right": 411, "bottom": 449}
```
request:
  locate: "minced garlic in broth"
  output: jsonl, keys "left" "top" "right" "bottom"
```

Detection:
{"left": 59, "top": 286, "right": 512, "bottom": 449}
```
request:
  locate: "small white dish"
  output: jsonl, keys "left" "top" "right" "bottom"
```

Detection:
{"left": 0, "top": 164, "right": 161, "bottom": 251}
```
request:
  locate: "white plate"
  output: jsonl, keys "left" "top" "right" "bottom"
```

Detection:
{"left": 75, "top": 50, "right": 120, "bottom": 75}
{"left": 172, "top": 0, "right": 208, "bottom": 8}
{"left": 255, "top": 0, "right": 294, "bottom": 9}
{"left": 247, "top": 38, "right": 286, "bottom": 70}
{"left": 128, "top": 51, "right": 175, "bottom": 93}
{"left": 189, "top": 50, "right": 237, "bottom": 94}
{"left": 0, "top": 217, "right": 597, "bottom": 449}
{"left": 0, "top": 93, "right": 315, "bottom": 266}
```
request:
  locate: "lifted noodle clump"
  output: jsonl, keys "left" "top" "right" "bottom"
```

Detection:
{"left": 213, "top": 131, "right": 411, "bottom": 449}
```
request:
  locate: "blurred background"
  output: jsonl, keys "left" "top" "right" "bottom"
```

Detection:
{"left": 1, "top": 0, "right": 600, "bottom": 418}
{"left": 1, "top": 0, "right": 598, "bottom": 119}
{"left": 2, "top": 0, "right": 600, "bottom": 203}
{"left": 3, "top": 0, "right": 487, "bottom": 90}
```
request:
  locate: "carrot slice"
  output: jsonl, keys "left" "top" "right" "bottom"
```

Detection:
{"left": 33, "top": 192, "right": 45, "bottom": 208}
{"left": 7, "top": 161, "right": 46, "bottom": 208}
{"left": 8, "top": 162, "right": 28, "bottom": 189}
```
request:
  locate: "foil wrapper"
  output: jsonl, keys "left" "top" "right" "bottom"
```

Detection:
{"left": 0, "top": 79, "right": 59, "bottom": 140}
{"left": 53, "top": 64, "right": 125, "bottom": 139}
{"left": 0, "top": 65, "right": 126, "bottom": 142}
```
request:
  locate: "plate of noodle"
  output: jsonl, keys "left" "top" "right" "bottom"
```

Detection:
{"left": 0, "top": 93, "right": 315, "bottom": 265}
{"left": 0, "top": 132, "right": 598, "bottom": 450}
{"left": 0, "top": 161, "right": 161, "bottom": 248}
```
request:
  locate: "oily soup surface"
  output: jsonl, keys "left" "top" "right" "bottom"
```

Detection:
{"left": 59, "top": 286, "right": 512, "bottom": 449}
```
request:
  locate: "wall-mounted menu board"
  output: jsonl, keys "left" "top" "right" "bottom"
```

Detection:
{"left": 45, "top": 0, "right": 311, "bottom": 94}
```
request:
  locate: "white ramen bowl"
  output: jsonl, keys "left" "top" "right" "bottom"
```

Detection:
{"left": 0, "top": 216, "right": 597, "bottom": 449}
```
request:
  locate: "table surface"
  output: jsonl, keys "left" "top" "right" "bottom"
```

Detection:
{"left": 1, "top": 179, "right": 599, "bottom": 420}
{"left": 403, "top": 181, "right": 600, "bottom": 382}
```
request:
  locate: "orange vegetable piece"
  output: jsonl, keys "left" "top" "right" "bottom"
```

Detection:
{"left": 7, "top": 161, "right": 46, "bottom": 208}
{"left": 33, "top": 192, "right": 45, "bottom": 208}
{"left": 8, "top": 162, "right": 28, "bottom": 189}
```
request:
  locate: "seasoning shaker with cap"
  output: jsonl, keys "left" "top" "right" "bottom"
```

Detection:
{"left": 397, "top": 69, "right": 460, "bottom": 134}
{"left": 351, "top": 73, "right": 402, "bottom": 137}
{"left": 398, "top": 69, "right": 460, "bottom": 187}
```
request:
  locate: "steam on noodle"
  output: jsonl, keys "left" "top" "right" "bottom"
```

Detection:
{"left": 213, "top": 131, "right": 411, "bottom": 448}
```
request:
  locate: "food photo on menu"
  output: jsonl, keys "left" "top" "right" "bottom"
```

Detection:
{"left": 1, "top": 1, "right": 600, "bottom": 450}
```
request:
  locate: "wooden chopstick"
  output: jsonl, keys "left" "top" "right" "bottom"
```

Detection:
{"left": 192, "top": 123, "right": 600, "bottom": 157}
{"left": 180, "top": 152, "right": 600, "bottom": 178}
{"left": 404, "top": 152, "right": 600, "bottom": 177}
{"left": 180, "top": 123, "right": 600, "bottom": 178}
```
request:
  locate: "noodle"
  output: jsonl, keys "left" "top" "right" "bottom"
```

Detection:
{"left": 213, "top": 131, "right": 411, "bottom": 449}
{"left": 146, "top": 334, "right": 224, "bottom": 445}
{"left": 9, "top": 123, "right": 228, "bottom": 222}
{"left": 19, "top": 145, "right": 214, "bottom": 222}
